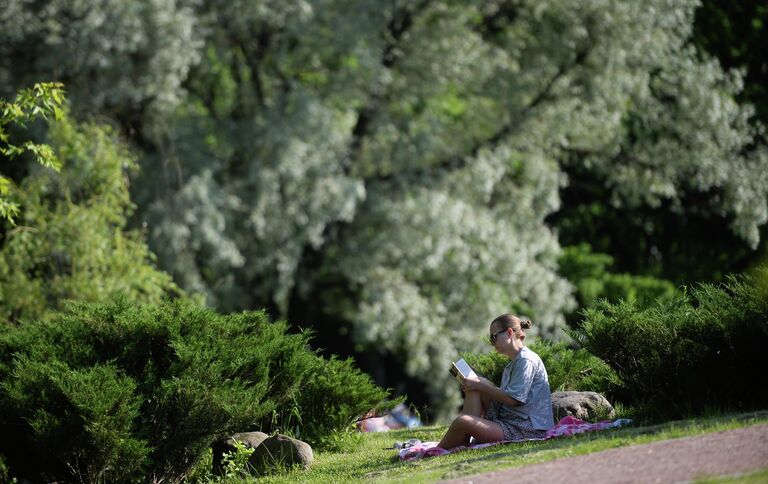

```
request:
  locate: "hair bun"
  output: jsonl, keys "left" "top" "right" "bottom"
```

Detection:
{"left": 520, "top": 319, "right": 532, "bottom": 329}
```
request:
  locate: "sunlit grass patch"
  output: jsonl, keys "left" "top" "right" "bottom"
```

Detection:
{"left": 694, "top": 466, "right": 768, "bottom": 483}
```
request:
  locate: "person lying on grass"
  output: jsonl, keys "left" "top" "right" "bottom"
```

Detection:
{"left": 437, "top": 314, "right": 555, "bottom": 449}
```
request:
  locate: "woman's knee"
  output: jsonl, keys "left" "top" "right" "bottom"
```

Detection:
{"left": 452, "top": 413, "right": 476, "bottom": 431}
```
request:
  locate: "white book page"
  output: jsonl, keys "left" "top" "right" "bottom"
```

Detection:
{"left": 454, "top": 358, "right": 477, "bottom": 379}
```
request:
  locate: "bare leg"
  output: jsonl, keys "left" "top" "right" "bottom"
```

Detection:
{"left": 461, "top": 390, "right": 492, "bottom": 417}
{"left": 437, "top": 414, "right": 504, "bottom": 449}
{"left": 461, "top": 390, "right": 483, "bottom": 417}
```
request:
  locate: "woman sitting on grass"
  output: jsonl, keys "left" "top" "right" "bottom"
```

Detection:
{"left": 437, "top": 314, "right": 554, "bottom": 449}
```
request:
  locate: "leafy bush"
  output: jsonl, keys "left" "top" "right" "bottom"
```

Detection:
{"left": 0, "top": 297, "right": 392, "bottom": 482}
{"left": 462, "top": 339, "right": 618, "bottom": 396}
{"left": 0, "top": 108, "right": 178, "bottom": 325}
{"left": 571, "top": 267, "right": 768, "bottom": 419}
{"left": 288, "top": 355, "right": 404, "bottom": 450}
{"left": 186, "top": 441, "right": 257, "bottom": 483}
{"left": 559, "top": 244, "right": 676, "bottom": 326}
{"left": 461, "top": 349, "right": 507, "bottom": 387}
{"left": 219, "top": 441, "right": 255, "bottom": 480}
{"left": 1, "top": 82, "right": 64, "bottom": 223}
{"left": 527, "top": 341, "right": 620, "bottom": 395}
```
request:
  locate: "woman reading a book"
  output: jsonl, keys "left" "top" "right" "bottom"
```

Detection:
{"left": 437, "top": 314, "right": 554, "bottom": 449}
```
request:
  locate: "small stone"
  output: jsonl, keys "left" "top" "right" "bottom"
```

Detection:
{"left": 247, "top": 434, "right": 314, "bottom": 475}
{"left": 212, "top": 431, "right": 269, "bottom": 475}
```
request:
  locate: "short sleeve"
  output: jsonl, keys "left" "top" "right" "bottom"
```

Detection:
{"left": 503, "top": 357, "right": 535, "bottom": 404}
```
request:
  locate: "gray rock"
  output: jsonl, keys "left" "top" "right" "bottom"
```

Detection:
{"left": 247, "top": 434, "right": 314, "bottom": 474}
{"left": 551, "top": 391, "right": 615, "bottom": 421}
{"left": 212, "top": 431, "right": 269, "bottom": 475}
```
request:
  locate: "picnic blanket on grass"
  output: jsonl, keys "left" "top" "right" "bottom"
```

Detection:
{"left": 398, "top": 416, "right": 633, "bottom": 461}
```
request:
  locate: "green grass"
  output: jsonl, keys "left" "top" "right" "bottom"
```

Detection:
{"left": 203, "top": 410, "right": 768, "bottom": 483}
{"left": 694, "top": 467, "right": 768, "bottom": 483}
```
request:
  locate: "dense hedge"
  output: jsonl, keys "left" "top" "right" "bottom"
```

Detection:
{"left": 0, "top": 297, "right": 392, "bottom": 482}
{"left": 572, "top": 267, "right": 768, "bottom": 419}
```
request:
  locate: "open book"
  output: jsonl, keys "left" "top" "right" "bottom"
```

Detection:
{"left": 449, "top": 358, "right": 477, "bottom": 383}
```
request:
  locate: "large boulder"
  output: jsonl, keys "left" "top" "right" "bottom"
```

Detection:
{"left": 551, "top": 391, "right": 615, "bottom": 421}
{"left": 247, "top": 434, "right": 314, "bottom": 474}
{"left": 212, "top": 431, "right": 269, "bottom": 475}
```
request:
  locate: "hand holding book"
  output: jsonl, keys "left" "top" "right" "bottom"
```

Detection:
{"left": 449, "top": 358, "right": 477, "bottom": 383}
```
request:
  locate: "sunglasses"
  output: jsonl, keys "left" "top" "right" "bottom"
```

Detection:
{"left": 489, "top": 328, "right": 507, "bottom": 345}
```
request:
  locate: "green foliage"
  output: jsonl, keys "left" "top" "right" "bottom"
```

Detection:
{"left": 219, "top": 441, "right": 256, "bottom": 481}
{"left": 2, "top": 358, "right": 149, "bottom": 481}
{"left": 0, "top": 1, "right": 201, "bottom": 114}
{"left": 288, "top": 355, "right": 400, "bottom": 450}
{"left": 186, "top": 448, "right": 215, "bottom": 483}
{"left": 600, "top": 275, "right": 677, "bottom": 308}
{"left": 308, "top": 426, "right": 365, "bottom": 454}
{"left": 3, "top": 0, "right": 768, "bottom": 419}
{"left": 559, "top": 244, "right": 677, "bottom": 325}
{"left": 0, "top": 454, "right": 10, "bottom": 483}
{"left": 0, "top": 82, "right": 64, "bottom": 223}
{"left": 572, "top": 267, "right": 768, "bottom": 420}
{"left": 0, "top": 297, "right": 394, "bottom": 482}
{"left": 461, "top": 349, "right": 508, "bottom": 387}
{"left": 527, "top": 340, "right": 620, "bottom": 395}
{"left": 0, "top": 111, "right": 178, "bottom": 324}
{"left": 256, "top": 353, "right": 397, "bottom": 452}
{"left": 694, "top": 1, "right": 768, "bottom": 123}
{"left": 462, "top": 339, "right": 618, "bottom": 396}
{"left": 173, "top": 440, "right": 262, "bottom": 483}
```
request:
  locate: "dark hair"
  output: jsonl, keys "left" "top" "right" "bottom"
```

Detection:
{"left": 490, "top": 314, "right": 532, "bottom": 336}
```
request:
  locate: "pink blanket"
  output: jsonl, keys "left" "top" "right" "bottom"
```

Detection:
{"left": 398, "top": 416, "right": 631, "bottom": 461}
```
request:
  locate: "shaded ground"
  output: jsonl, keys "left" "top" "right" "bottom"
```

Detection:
{"left": 442, "top": 423, "right": 768, "bottom": 483}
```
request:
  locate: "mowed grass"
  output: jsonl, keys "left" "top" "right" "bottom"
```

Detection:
{"left": 695, "top": 466, "right": 768, "bottom": 483}
{"left": 223, "top": 411, "right": 768, "bottom": 483}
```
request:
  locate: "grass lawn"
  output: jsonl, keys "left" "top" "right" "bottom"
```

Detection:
{"left": 216, "top": 410, "right": 768, "bottom": 483}
{"left": 695, "top": 467, "right": 768, "bottom": 483}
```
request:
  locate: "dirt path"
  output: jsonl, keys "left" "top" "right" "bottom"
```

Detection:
{"left": 441, "top": 423, "right": 768, "bottom": 483}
